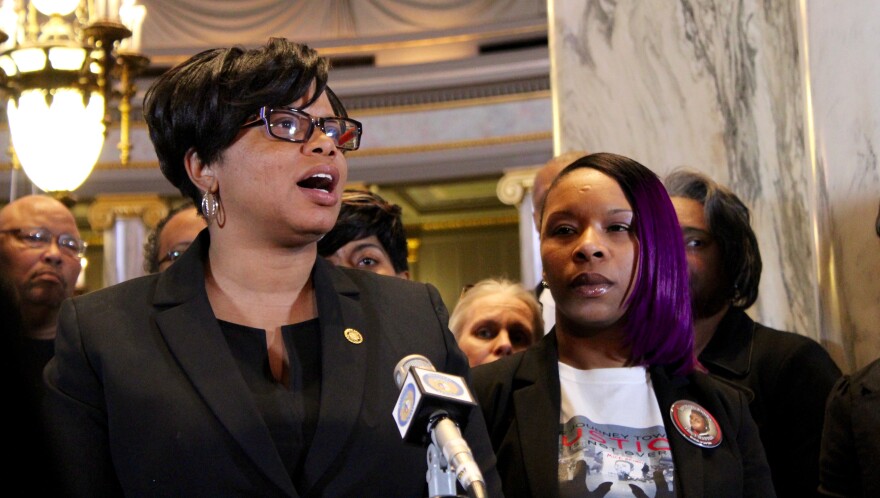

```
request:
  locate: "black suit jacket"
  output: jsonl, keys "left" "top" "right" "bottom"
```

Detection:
{"left": 43, "top": 232, "right": 501, "bottom": 497}
{"left": 471, "top": 332, "right": 775, "bottom": 498}
{"left": 819, "top": 357, "right": 880, "bottom": 497}
{"left": 700, "top": 309, "right": 842, "bottom": 498}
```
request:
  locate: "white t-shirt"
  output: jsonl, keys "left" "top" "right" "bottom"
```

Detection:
{"left": 558, "top": 364, "right": 675, "bottom": 497}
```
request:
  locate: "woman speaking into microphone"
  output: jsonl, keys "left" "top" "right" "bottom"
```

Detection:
{"left": 42, "top": 38, "right": 500, "bottom": 498}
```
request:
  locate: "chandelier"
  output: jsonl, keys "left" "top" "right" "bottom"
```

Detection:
{"left": 0, "top": 0, "right": 148, "bottom": 193}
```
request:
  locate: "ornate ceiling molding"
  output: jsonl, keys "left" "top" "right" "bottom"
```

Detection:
{"left": 497, "top": 167, "right": 541, "bottom": 206}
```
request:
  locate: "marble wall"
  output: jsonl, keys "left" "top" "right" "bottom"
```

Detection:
{"left": 549, "top": 0, "right": 880, "bottom": 371}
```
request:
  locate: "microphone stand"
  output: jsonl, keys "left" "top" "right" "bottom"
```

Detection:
{"left": 425, "top": 417, "right": 488, "bottom": 498}
{"left": 426, "top": 442, "right": 463, "bottom": 498}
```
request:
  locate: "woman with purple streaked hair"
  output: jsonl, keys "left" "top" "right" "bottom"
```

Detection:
{"left": 471, "top": 152, "right": 776, "bottom": 498}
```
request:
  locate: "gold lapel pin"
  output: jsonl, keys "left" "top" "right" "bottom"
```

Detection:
{"left": 344, "top": 328, "right": 364, "bottom": 344}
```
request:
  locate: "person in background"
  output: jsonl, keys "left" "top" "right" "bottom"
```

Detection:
{"left": 532, "top": 151, "right": 588, "bottom": 332}
{"left": 143, "top": 204, "right": 207, "bottom": 273}
{"left": 473, "top": 153, "right": 774, "bottom": 498}
{"left": 449, "top": 277, "right": 543, "bottom": 367}
{"left": 42, "top": 38, "right": 500, "bottom": 497}
{"left": 665, "top": 169, "right": 841, "bottom": 498}
{"left": 318, "top": 189, "right": 409, "bottom": 278}
{"left": 0, "top": 195, "right": 84, "bottom": 397}
{"left": 1, "top": 271, "right": 59, "bottom": 494}
{"left": 818, "top": 199, "right": 880, "bottom": 497}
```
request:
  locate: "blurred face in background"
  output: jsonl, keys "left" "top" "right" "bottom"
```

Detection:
{"left": 157, "top": 207, "right": 207, "bottom": 272}
{"left": 670, "top": 197, "right": 729, "bottom": 319}
{"left": 0, "top": 196, "right": 82, "bottom": 310}
{"left": 454, "top": 292, "right": 537, "bottom": 367}
{"left": 323, "top": 235, "right": 408, "bottom": 278}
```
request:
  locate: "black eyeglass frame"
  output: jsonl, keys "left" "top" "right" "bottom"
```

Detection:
{"left": 158, "top": 249, "right": 184, "bottom": 266}
{"left": 241, "top": 106, "right": 363, "bottom": 151}
{"left": 0, "top": 227, "right": 87, "bottom": 258}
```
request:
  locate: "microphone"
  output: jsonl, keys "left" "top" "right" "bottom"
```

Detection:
{"left": 392, "top": 354, "right": 486, "bottom": 497}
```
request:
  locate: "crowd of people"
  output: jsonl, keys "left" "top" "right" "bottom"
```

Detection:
{"left": 1, "top": 36, "right": 876, "bottom": 497}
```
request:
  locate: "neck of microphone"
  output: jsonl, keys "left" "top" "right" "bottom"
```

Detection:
{"left": 430, "top": 415, "right": 486, "bottom": 498}
{"left": 394, "top": 354, "right": 486, "bottom": 497}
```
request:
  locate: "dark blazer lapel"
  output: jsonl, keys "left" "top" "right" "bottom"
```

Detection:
{"left": 515, "top": 332, "right": 564, "bottom": 497}
{"left": 301, "top": 260, "right": 368, "bottom": 484}
{"left": 650, "top": 368, "right": 703, "bottom": 498}
{"left": 154, "top": 232, "right": 297, "bottom": 497}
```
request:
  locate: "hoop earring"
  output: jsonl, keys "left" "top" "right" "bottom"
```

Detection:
{"left": 201, "top": 190, "right": 219, "bottom": 224}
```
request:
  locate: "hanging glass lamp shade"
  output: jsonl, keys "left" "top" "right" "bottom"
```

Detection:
{"left": 31, "top": 0, "right": 80, "bottom": 17}
{"left": 7, "top": 88, "right": 105, "bottom": 192}
{"left": 0, "top": 0, "right": 149, "bottom": 193}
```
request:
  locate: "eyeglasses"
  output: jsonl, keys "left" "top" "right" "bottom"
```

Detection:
{"left": 158, "top": 249, "right": 184, "bottom": 266}
{"left": 241, "top": 106, "right": 362, "bottom": 151}
{"left": 0, "top": 227, "right": 87, "bottom": 258}
{"left": 157, "top": 242, "right": 191, "bottom": 267}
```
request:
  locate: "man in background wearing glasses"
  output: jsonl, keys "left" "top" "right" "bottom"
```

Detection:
{"left": 0, "top": 194, "right": 84, "bottom": 397}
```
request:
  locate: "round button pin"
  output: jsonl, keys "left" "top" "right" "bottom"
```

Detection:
{"left": 344, "top": 328, "right": 363, "bottom": 344}
{"left": 670, "top": 400, "right": 723, "bottom": 448}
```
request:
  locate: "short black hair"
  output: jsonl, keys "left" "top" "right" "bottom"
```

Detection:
{"left": 664, "top": 169, "right": 762, "bottom": 309}
{"left": 143, "top": 204, "right": 196, "bottom": 274}
{"left": 143, "top": 37, "right": 347, "bottom": 209}
{"left": 317, "top": 190, "right": 409, "bottom": 273}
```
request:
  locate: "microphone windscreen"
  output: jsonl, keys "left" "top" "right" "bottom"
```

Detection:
{"left": 393, "top": 354, "right": 435, "bottom": 389}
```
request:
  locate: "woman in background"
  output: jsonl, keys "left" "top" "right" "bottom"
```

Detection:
{"left": 450, "top": 277, "right": 543, "bottom": 366}
{"left": 472, "top": 152, "right": 774, "bottom": 497}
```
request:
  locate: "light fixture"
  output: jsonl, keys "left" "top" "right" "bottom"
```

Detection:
{"left": 0, "top": 0, "right": 149, "bottom": 193}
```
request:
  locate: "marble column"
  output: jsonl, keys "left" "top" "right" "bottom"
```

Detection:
{"left": 88, "top": 194, "right": 168, "bottom": 287}
{"left": 548, "top": 0, "right": 880, "bottom": 371}
{"left": 497, "top": 166, "right": 542, "bottom": 289}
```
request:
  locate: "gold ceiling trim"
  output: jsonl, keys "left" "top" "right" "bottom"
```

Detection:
{"left": 0, "top": 160, "right": 160, "bottom": 171}
{"left": 317, "top": 24, "right": 546, "bottom": 55}
{"left": 0, "top": 121, "right": 148, "bottom": 132}
{"left": 0, "top": 131, "right": 553, "bottom": 171}
{"left": 0, "top": 133, "right": 552, "bottom": 171}
{"left": 95, "top": 161, "right": 157, "bottom": 170}
{"left": 149, "top": 23, "right": 546, "bottom": 66}
{"left": 0, "top": 161, "right": 143, "bottom": 173}
{"left": 350, "top": 131, "right": 552, "bottom": 157}
{"left": 353, "top": 90, "right": 551, "bottom": 117}
{"left": 416, "top": 213, "right": 519, "bottom": 232}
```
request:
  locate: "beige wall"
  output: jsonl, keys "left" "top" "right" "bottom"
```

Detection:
{"left": 412, "top": 224, "right": 521, "bottom": 313}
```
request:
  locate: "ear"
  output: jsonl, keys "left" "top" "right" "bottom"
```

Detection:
{"left": 184, "top": 147, "right": 216, "bottom": 193}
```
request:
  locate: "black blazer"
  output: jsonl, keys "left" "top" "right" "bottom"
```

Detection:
{"left": 700, "top": 309, "right": 842, "bottom": 498}
{"left": 819, "top": 357, "right": 880, "bottom": 497}
{"left": 43, "top": 232, "right": 501, "bottom": 497}
{"left": 471, "top": 332, "right": 775, "bottom": 498}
